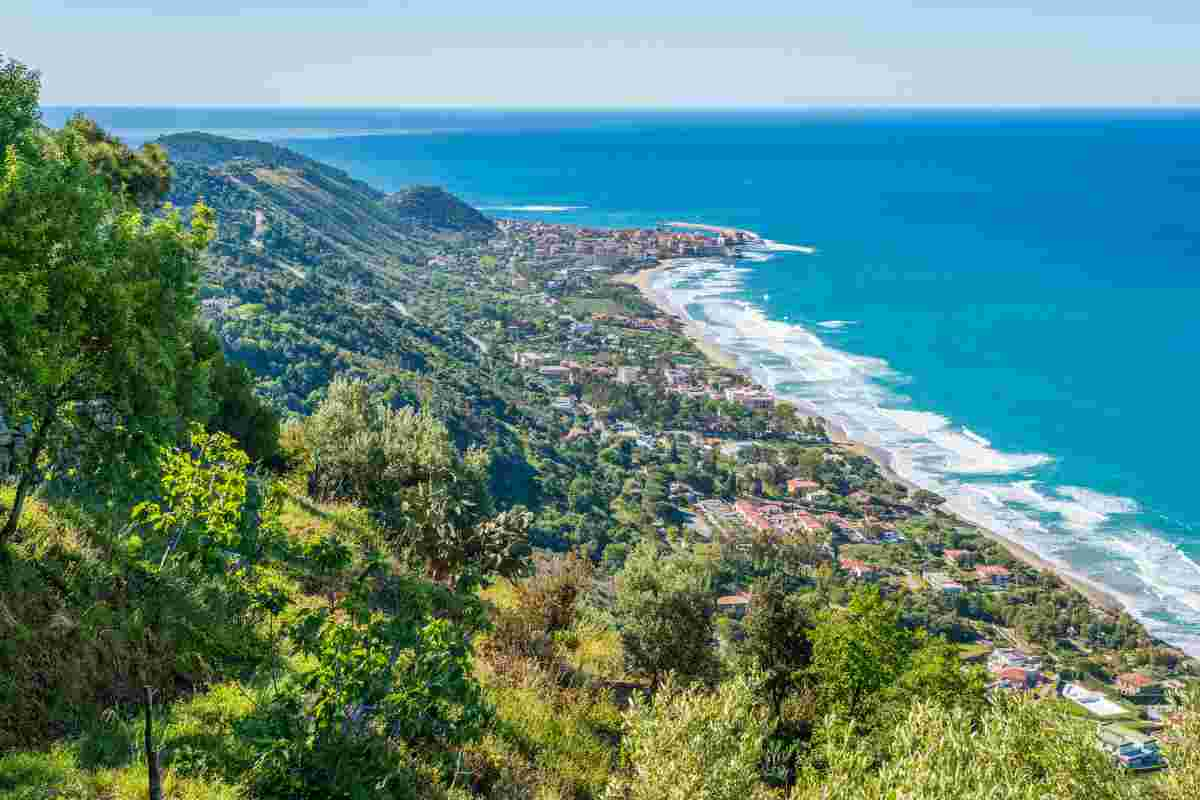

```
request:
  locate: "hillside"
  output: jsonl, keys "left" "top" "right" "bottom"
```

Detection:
{"left": 158, "top": 134, "right": 497, "bottom": 418}
{"left": 386, "top": 185, "right": 498, "bottom": 235}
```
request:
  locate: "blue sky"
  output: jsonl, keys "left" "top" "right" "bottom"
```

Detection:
{"left": 8, "top": 1, "right": 1200, "bottom": 106}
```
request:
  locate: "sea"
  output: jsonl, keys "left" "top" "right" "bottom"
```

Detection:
{"left": 43, "top": 106, "right": 1200, "bottom": 654}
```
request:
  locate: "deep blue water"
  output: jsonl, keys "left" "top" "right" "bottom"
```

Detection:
{"left": 44, "top": 107, "right": 1200, "bottom": 651}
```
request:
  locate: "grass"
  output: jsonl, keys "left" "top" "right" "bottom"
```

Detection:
{"left": 0, "top": 681, "right": 253, "bottom": 800}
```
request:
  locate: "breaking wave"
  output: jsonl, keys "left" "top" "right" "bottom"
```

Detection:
{"left": 480, "top": 204, "right": 588, "bottom": 212}
{"left": 650, "top": 256, "right": 1200, "bottom": 655}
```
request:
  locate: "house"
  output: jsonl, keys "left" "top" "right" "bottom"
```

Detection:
{"left": 1096, "top": 724, "right": 1164, "bottom": 771}
{"left": 924, "top": 571, "right": 964, "bottom": 595}
{"left": 514, "top": 351, "right": 551, "bottom": 368}
{"left": 995, "top": 667, "right": 1042, "bottom": 690}
{"left": 839, "top": 558, "right": 877, "bottom": 580}
{"left": 988, "top": 648, "right": 1042, "bottom": 674}
{"left": 670, "top": 482, "right": 702, "bottom": 501}
{"left": 734, "top": 500, "right": 773, "bottom": 533}
{"left": 975, "top": 565, "right": 1012, "bottom": 587}
{"left": 615, "top": 366, "right": 641, "bottom": 384}
{"left": 1115, "top": 673, "right": 1161, "bottom": 698}
{"left": 570, "top": 322, "right": 595, "bottom": 336}
{"left": 724, "top": 387, "right": 774, "bottom": 411}
{"left": 716, "top": 592, "right": 752, "bottom": 618}
{"left": 787, "top": 478, "right": 820, "bottom": 496}
{"left": 550, "top": 396, "right": 577, "bottom": 413}
{"left": 944, "top": 549, "right": 973, "bottom": 567}
{"left": 538, "top": 365, "right": 572, "bottom": 384}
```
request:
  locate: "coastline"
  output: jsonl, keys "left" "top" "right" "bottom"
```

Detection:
{"left": 616, "top": 260, "right": 1127, "bottom": 617}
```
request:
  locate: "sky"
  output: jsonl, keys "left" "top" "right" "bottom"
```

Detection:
{"left": 7, "top": 1, "right": 1200, "bottom": 107}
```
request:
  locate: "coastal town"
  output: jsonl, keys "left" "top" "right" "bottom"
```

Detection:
{"left": 425, "top": 214, "right": 1195, "bottom": 764}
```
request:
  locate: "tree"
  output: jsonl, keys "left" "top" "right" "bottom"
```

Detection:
{"left": 807, "top": 588, "right": 914, "bottom": 721}
{"left": 194, "top": 326, "right": 281, "bottom": 465}
{"left": 741, "top": 574, "right": 814, "bottom": 719}
{"left": 0, "top": 112, "right": 215, "bottom": 543}
{"left": 304, "top": 377, "right": 531, "bottom": 587}
{"left": 0, "top": 54, "right": 40, "bottom": 152}
{"left": 614, "top": 540, "right": 717, "bottom": 687}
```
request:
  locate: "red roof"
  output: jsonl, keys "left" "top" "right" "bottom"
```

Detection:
{"left": 976, "top": 565, "right": 1011, "bottom": 577}
{"left": 840, "top": 558, "right": 874, "bottom": 573}
{"left": 999, "top": 667, "right": 1033, "bottom": 685}
{"left": 1117, "top": 672, "right": 1156, "bottom": 688}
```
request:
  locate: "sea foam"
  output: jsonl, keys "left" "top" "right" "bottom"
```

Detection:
{"left": 480, "top": 204, "right": 589, "bottom": 212}
{"left": 652, "top": 255, "right": 1200, "bottom": 655}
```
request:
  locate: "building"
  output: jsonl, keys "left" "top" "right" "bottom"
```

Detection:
{"left": 734, "top": 499, "right": 773, "bottom": 533}
{"left": 550, "top": 396, "right": 577, "bottom": 413}
{"left": 514, "top": 351, "right": 547, "bottom": 368}
{"left": 538, "top": 365, "right": 572, "bottom": 383}
{"left": 786, "top": 478, "right": 820, "bottom": 496}
{"left": 944, "top": 549, "right": 973, "bottom": 567}
{"left": 995, "top": 667, "right": 1042, "bottom": 690}
{"left": 615, "top": 366, "right": 642, "bottom": 385}
{"left": 839, "top": 558, "right": 877, "bottom": 580}
{"left": 988, "top": 648, "right": 1042, "bottom": 674}
{"left": 716, "top": 592, "right": 752, "bottom": 618}
{"left": 1096, "top": 724, "right": 1165, "bottom": 771}
{"left": 924, "top": 571, "right": 964, "bottom": 595}
{"left": 724, "top": 387, "right": 775, "bottom": 411}
{"left": 975, "top": 565, "right": 1012, "bottom": 587}
{"left": 1115, "top": 673, "right": 1161, "bottom": 698}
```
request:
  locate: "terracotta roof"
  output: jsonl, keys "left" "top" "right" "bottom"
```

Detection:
{"left": 1117, "top": 673, "right": 1157, "bottom": 687}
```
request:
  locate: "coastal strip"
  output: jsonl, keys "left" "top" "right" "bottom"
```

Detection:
{"left": 618, "top": 260, "right": 1126, "bottom": 617}
{"left": 665, "top": 221, "right": 818, "bottom": 255}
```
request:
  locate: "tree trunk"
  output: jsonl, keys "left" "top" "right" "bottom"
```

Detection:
{"left": 144, "top": 686, "right": 163, "bottom": 800}
{"left": 0, "top": 405, "right": 54, "bottom": 545}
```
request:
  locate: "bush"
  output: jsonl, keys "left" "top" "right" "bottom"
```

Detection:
{"left": 604, "top": 675, "right": 774, "bottom": 800}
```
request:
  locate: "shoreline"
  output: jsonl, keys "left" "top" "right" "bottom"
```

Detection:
{"left": 616, "top": 260, "right": 1127, "bottom": 618}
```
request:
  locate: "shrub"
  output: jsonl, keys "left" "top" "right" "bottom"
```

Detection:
{"left": 604, "top": 675, "right": 774, "bottom": 800}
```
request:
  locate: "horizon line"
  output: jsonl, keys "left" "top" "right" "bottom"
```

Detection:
{"left": 40, "top": 103, "right": 1200, "bottom": 112}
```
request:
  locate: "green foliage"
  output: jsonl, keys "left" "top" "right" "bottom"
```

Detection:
{"left": 605, "top": 674, "right": 774, "bottom": 800}
{"left": 807, "top": 588, "right": 916, "bottom": 720}
{"left": 194, "top": 325, "right": 281, "bottom": 464}
{"left": 64, "top": 114, "right": 172, "bottom": 207}
{"left": 795, "top": 695, "right": 1136, "bottom": 800}
{"left": 0, "top": 113, "right": 215, "bottom": 541}
{"left": 0, "top": 55, "right": 39, "bottom": 152}
{"left": 614, "top": 540, "right": 718, "bottom": 686}
{"left": 741, "top": 573, "right": 814, "bottom": 719}
{"left": 304, "top": 377, "right": 532, "bottom": 586}
{"left": 244, "top": 576, "right": 489, "bottom": 800}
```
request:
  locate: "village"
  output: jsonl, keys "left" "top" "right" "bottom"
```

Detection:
{"left": 442, "top": 216, "right": 1196, "bottom": 768}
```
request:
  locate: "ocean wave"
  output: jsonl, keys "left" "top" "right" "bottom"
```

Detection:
{"left": 651, "top": 257, "right": 1200, "bottom": 655}
{"left": 817, "top": 320, "right": 857, "bottom": 330}
{"left": 479, "top": 204, "right": 588, "bottom": 212}
{"left": 761, "top": 238, "right": 817, "bottom": 254}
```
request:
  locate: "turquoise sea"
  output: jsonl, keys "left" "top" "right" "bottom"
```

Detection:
{"left": 45, "top": 107, "right": 1200, "bottom": 653}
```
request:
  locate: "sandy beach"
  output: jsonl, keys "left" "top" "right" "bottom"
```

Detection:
{"left": 612, "top": 266, "right": 738, "bottom": 369}
{"left": 617, "top": 261, "right": 1127, "bottom": 616}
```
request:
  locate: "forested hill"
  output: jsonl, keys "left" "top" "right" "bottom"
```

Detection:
{"left": 156, "top": 134, "right": 500, "bottom": 420}
{"left": 386, "top": 184, "right": 498, "bottom": 235}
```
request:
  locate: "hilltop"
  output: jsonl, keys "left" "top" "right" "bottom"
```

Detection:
{"left": 386, "top": 185, "right": 498, "bottom": 235}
